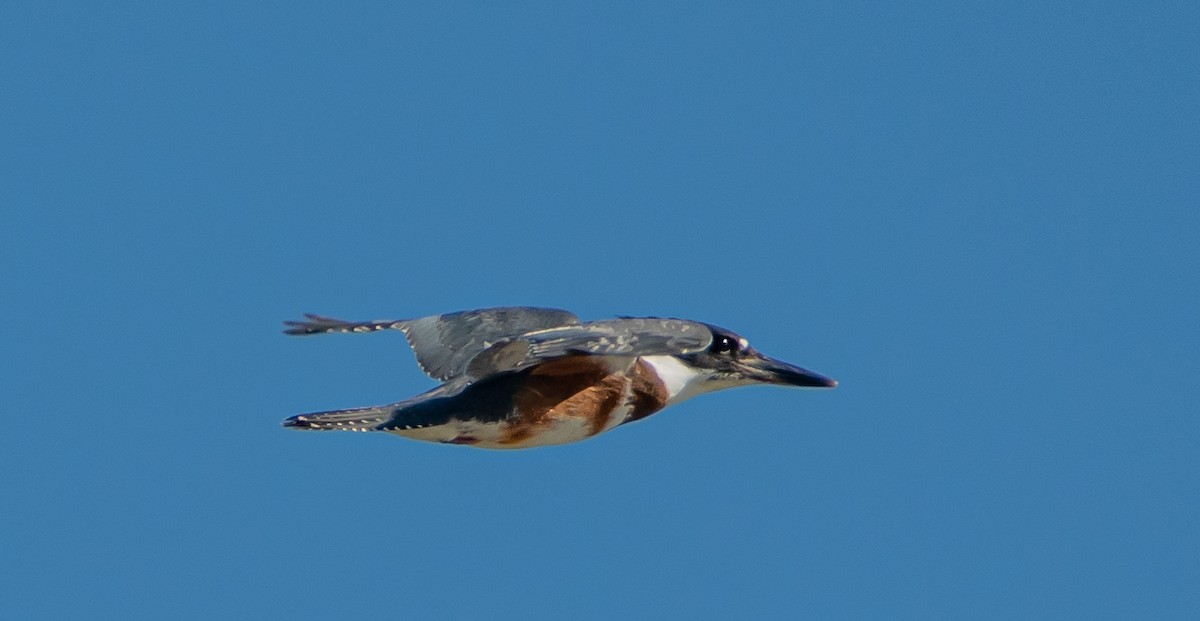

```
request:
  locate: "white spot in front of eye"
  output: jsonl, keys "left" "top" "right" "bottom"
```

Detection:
{"left": 739, "top": 338, "right": 749, "bottom": 349}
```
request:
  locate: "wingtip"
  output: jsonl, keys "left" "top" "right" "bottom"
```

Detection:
{"left": 281, "top": 313, "right": 336, "bottom": 335}
{"left": 281, "top": 415, "right": 309, "bottom": 428}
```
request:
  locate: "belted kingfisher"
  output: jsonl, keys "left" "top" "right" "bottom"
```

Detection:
{"left": 283, "top": 307, "right": 836, "bottom": 449}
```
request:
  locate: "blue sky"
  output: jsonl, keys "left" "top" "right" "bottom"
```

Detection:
{"left": 2, "top": 1, "right": 1197, "bottom": 618}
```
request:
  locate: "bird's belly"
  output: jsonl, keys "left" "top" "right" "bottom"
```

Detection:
{"left": 499, "top": 401, "right": 633, "bottom": 448}
{"left": 388, "top": 402, "right": 633, "bottom": 449}
{"left": 379, "top": 355, "right": 669, "bottom": 449}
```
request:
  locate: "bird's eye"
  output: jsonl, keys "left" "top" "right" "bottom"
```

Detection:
{"left": 710, "top": 335, "right": 739, "bottom": 355}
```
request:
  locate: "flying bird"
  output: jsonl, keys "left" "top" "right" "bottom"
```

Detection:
{"left": 283, "top": 307, "right": 835, "bottom": 449}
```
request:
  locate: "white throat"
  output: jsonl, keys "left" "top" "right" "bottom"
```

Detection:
{"left": 640, "top": 355, "right": 712, "bottom": 405}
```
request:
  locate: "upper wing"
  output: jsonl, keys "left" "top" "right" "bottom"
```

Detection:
{"left": 398, "top": 307, "right": 581, "bottom": 381}
{"left": 464, "top": 318, "right": 714, "bottom": 379}
{"left": 285, "top": 307, "right": 582, "bottom": 381}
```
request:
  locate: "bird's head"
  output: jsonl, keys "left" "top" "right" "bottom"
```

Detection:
{"left": 670, "top": 325, "right": 837, "bottom": 396}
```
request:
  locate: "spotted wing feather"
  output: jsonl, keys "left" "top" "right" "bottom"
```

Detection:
{"left": 283, "top": 313, "right": 407, "bottom": 335}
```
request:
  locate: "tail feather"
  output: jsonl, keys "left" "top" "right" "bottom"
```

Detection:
{"left": 283, "top": 405, "right": 394, "bottom": 432}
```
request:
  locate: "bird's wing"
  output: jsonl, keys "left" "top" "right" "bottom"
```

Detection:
{"left": 464, "top": 318, "right": 714, "bottom": 379}
{"left": 284, "top": 307, "right": 581, "bottom": 381}
{"left": 399, "top": 307, "right": 581, "bottom": 380}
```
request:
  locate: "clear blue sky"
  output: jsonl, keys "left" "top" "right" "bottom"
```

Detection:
{"left": 2, "top": 2, "right": 1197, "bottom": 618}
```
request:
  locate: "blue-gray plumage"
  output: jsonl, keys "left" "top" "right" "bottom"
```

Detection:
{"left": 283, "top": 306, "right": 835, "bottom": 449}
